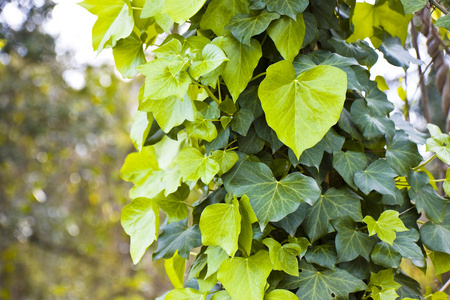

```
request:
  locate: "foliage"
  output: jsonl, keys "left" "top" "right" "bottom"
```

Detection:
{"left": 81, "top": 0, "right": 450, "bottom": 299}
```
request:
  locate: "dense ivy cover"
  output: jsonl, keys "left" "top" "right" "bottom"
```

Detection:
{"left": 81, "top": 0, "right": 450, "bottom": 299}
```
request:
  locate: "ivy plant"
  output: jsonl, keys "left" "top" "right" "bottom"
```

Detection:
{"left": 81, "top": 0, "right": 450, "bottom": 299}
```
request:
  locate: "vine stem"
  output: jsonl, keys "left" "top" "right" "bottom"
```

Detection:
{"left": 131, "top": 6, "right": 143, "bottom": 10}
{"left": 430, "top": 0, "right": 449, "bottom": 14}
{"left": 250, "top": 72, "right": 267, "bottom": 82}
{"left": 413, "top": 154, "right": 437, "bottom": 171}
{"left": 439, "top": 277, "right": 450, "bottom": 292}
{"left": 193, "top": 82, "right": 221, "bottom": 104}
{"left": 430, "top": 178, "right": 447, "bottom": 182}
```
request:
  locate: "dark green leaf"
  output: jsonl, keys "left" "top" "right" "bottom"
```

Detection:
{"left": 250, "top": 0, "right": 308, "bottom": 19}
{"left": 435, "top": 14, "right": 450, "bottom": 30}
{"left": 354, "top": 159, "right": 398, "bottom": 197}
{"left": 273, "top": 203, "right": 307, "bottom": 236}
{"left": 419, "top": 206, "right": 450, "bottom": 254}
{"left": 379, "top": 34, "right": 422, "bottom": 68}
{"left": 408, "top": 184, "right": 447, "bottom": 223}
{"left": 305, "top": 244, "right": 337, "bottom": 269}
{"left": 231, "top": 108, "right": 254, "bottom": 136}
{"left": 407, "top": 170, "right": 429, "bottom": 192}
{"left": 370, "top": 242, "right": 402, "bottom": 268}
{"left": 391, "top": 229, "right": 425, "bottom": 267}
{"left": 386, "top": 131, "right": 422, "bottom": 176}
{"left": 237, "top": 126, "right": 266, "bottom": 154}
{"left": 237, "top": 86, "right": 264, "bottom": 119}
{"left": 153, "top": 219, "right": 202, "bottom": 260}
{"left": 254, "top": 116, "right": 284, "bottom": 152}
{"left": 400, "top": 0, "right": 427, "bottom": 14}
{"left": 333, "top": 151, "right": 369, "bottom": 190}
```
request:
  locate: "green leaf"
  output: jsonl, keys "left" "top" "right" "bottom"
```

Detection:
{"left": 211, "top": 291, "right": 232, "bottom": 300}
{"left": 303, "top": 188, "right": 363, "bottom": 243}
{"left": 370, "top": 287, "right": 399, "bottom": 300}
{"left": 113, "top": 32, "right": 146, "bottom": 78}
{"left": 121, "top": 197, "right": 159, "bottom": 264}
{"left": 175, "top": 147, "right": 220, "bottom": 184}
{"left": 354, "top": 159, "right": 398, "bottom": 197}
{"left": 363, "top": 210, "right": 408, "bottom": 246}
{"left": 189, "top": 44, "right": 229, "bottom": 79}
{"left": 154, "top": 184, "right": 189, "bottom": 224}
{"left": 369, "top": 268, "right": 401, "bottom": 291}
{"left": 163, "top": 0, "right": 206, "bottom": 24}
{"left": 332, "top": 217, "right": 377, "bottom": 263}
{"left": 264, "top": 289, "right": 298, "bottom": 300}
{"left": 408, "top": 184, "right": 447, "bottom": 223}
{"left": 379, "top": 34, "right": 423, "bottom": 68}
{"left": 282, "top": 261, "right": 367, "bottom": 299}
{"left": 370, "top": 242, "right": 402, "bottom": 268}
{"left": 304, "top": 244, "right": 337, "bottom": 269}
{"left": 258, "top": 61, "right": 347, "bottom": 158}
{"left": 435, "top": 14, "right": 450, "bottom": 30}
{"left": 200, "top": 0, "right": 250, "bottom": 36}
{"left": 347, "top": 1, "right": 412, "bottom": 46}
{"left": 254, "top": 116, "right": 284, "bottom": 152}
{"left": 231, "top": 108, "right": 254, "bottom": 136}
{"left": 153, "top": 219, "right": 202, "bottom": 260}
{"left": 217, "top": 250, "right": 273, "bottom": 300}
{"left": 333, "top": 151, "right": 369, "bottom": 190}
{"left": 79, "top": 0, "right": 134, "bottom": 52}
{"left": 238, "top": 195, "right": 258, "bottom": 255}
{"left": 226, "top": 160, "right": 321, "bottom": 228}
{"left": 205, "top": 246, "right": 229, "bottom": 278}
{"left": 185, "top": 115, "right": 218, "bottom": 143}
{"left": 188, "top": 253, "right": 207, "bottom": 280}
{"left": 120, "top": 147, "right": 164, "bottom": 199}
{"left": 141, "top": 0, "right": 164, "bottom": 18}
{"left": 130, "top": 111, "right": 152, "bottom": 152}
{"left": 237, "top": 86, "right": 264, "bottom": 119}
{"left": 138, "top": 59, "right": 191, "bottom": 100}
{"left": 386, "top": 131, "right": 422, "bottom": 176}
{"left": 350, "top": 99, "right": 395, "bottom": 140}
{"left": 429, "top": 251, "right": 450, "bottom": 275}
{"left": 273, "top": 203, "right": 306, "bottom": 236}
{"left": 250, "top": 0, "right": 309, "bottom": 20}
{"left": 200, "top": 199, "right": 241, "bottom": 256}
{"left": 211, "top": 150, "right": 239, "bottom": 176}
{"left": 327, "top": 38, "right": 378, "bottom": 68}
{"left": 225, "top": 10, "right": 280, "bottom": 46}
{"left": 164, "top": 251, "right": 186, "bottom": 289}
{"left": 391, "top": 229, "right": 425, "bottom": 266}
{"left": 139, "top": 94, "right": 197, "bottom": 133}
{"left": 426, "top": 124, "right": 450, "bottom": 164}
{"left": 212, "top": 36, "right": 262, "bottom": 101}
{"left": 263, "top": 238, "right": 302, "bottom": 276}
{"left": 166, "top": 288, "right": 206, "bottom": 300}
{"left": 267, "top": 14, "right": 305, "bottom": 62}
{"left": 419, "top": 206, "right": 450, "bottom": 254}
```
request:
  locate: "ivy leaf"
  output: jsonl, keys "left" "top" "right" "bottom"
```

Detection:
{"left": 164, "top": 251, "right": 186, "bottom": 289}
{"left": 166, "top": 288, "right": 206, "bottom": 300}
{"left": 304, "top": 244, "right": 337, "bottom": 269}
{"left": 426, "top": 124, "right": 450, "bottom": 164}
{"left": 435, "top": 14, "right": 450, "bottom": 30}
{"left": 154, "top": 184, "right": 189, "bottom": 224}
{"left": 175, "top": 147, "right": 220, "bottom": 184}
{"left": 200, "top": 0, "right": 250, "bottom": 36}
{"left": 185, "top": 115, "right": 218, "bottom": 142}
{"left": 199, "top": 199, "right": 241, "bottom": 257}
{"left": 408, "top": 184, "right": 447, "bottom": 223}
{"left": 211, "top": 150, "right": 239, "bottom": 176}
{"left": 238, "top": 195, "right": 258, "bottom": 255}
{"left": 231, "top": 108, "right": 254, "bottom": 136}
{"left": 212, "top": 36, "right": 262, "bottom": 101}
{"left": 386, "top": 131, "right": 422, "bottom": 176}
{"left": 419, "top": 206, "right": 450, "bottom": 254}
{"left": 113, "top": 32, "right": 146, "bottom": 78}
{"left": 217, "top": 250, "right": 273, "bottom": 300}
{"left": 369, "top": 268, "right": 401, "bottom": 292}
{"left": 121, "top": 197, "right": 159, "bottom": 264}
{"left": 332, "top": 151, "right": 369, "bottom": 190}
{"left": 163, "top": 0, "right": 206, "bottom": 24}
{"left": 189, "top": 44, "right": 229, "bottom": 79}
{"left": 267, "top": 14, "right": 305, "bottom": 62}
{"left": 282, "top": 261, "right": 367, "bottom": 300}
{"left": 327, "top": 37, "right": 378, "bottom": 68}
{"left": 205, "top": 246, "right": 229, "bottom": 278}
{"left": 370, "top": 242, "right": 402, "bottom": 268}
{"left": 226, "top": 160, "right": 321, "bottom": 228}
{"left": 263, "top": 238, "right": 302, "bottom": 276}
{"left": 139, "top": 94, "right": 197, "bottom": 133}
{"left": 347, "top": 1, "right": 411, "bottom": 46}
{"left": 250, "top": 0, "right": 309, "bottom": 20}
{"left": 273, "top": 203, "right": 306, "bottom": 236}
{"left": 391, "top": 229, "right": 425, "bottom": 265}
{"left": 332, "top": 217, "right": 377, "bottom": 263}
{"left": 254, "top": 116, "right": 284, "bottom": 152}
{"left": 138, "top": 59, "right": 191, "bottom": 100}
{"left": 379, "top": 34, "right": 423, "bottom": 68}
{"left": 225, "top": 10, "right": 280, "bottom": 46}
{"left": 429, "top": 251, "right": 450, "bottom": 275}
{"left": 79, "top": 0, "right": 134, "bottom": 52}
{"left": 350, "top": 99, "right": 395, "bottom": 141}
{"left": 354, "top": 159, "right": 398, "bottom": 197}
{"left": 130, "top": 111, "right": 152, "bottom": 152}
{"left": 363, "top": 210, "right": 409, "bottom": 246}
{"left": 264, "top": 289, "right": 298, "bottom": 300}
{"left": 211, "top": 291, "right": 232, "bottom": 300}
{"left": 153, "top": 219, "right": 202, "bottom": 260}
{"left": 258, "top": 60, "right": 347, "bottom": 158}
{"left": 303, "top": 188, "right": 363, "bottom": 243}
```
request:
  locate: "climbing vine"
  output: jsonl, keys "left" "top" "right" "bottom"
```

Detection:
{"left": 81, "top": 0, "right": 450, "bottom": 299}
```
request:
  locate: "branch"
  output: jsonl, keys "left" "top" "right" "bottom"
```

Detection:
{"left": 439, "top": 277, "right": 450, "bottom": 292}
{"left": 430, "top": 0, "right": 449, "bottom": 14}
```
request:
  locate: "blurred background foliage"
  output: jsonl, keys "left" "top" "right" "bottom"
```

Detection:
{"left": 0, "top": 0, "right": 171, "bottom": 299}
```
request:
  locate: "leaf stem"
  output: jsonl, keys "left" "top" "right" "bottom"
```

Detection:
{"left": 413, "top": 154, "right": 437, "bottom": 171}
{"left": 194, "top": 82, "right": 221, "bottom": 104}
{"left": 131, "top": 6, "right": 143, "bottom": 10}
{"left": 430, "top": 178, "right": 447, "bottom": 182}
{"left": 430, "top": 0, "right": 449, "bottom": 14}
{"left": 399, "top": 206, "right": 415, "bottom": 216}
{"left": 250, "top": 72, "right": 267, "bottom": 82}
